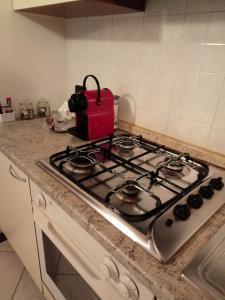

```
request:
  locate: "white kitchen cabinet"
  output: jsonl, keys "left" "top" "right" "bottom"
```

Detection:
{"left": 0, "top": 152, "right": 42, "bottom": 291}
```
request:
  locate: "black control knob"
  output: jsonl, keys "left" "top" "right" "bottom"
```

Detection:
{"left": 173, "top": 204, "right": 191, "bottom": 221}
{"left": 209, "top": 177, "right": 224, "bottom": 191}
{"left": 187, "top": 194, "right": 203, "bottom": 209}
{"left": 199, "top": 185, "right": 214, "bottom": 199}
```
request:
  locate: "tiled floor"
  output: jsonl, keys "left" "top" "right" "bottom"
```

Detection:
{"left": 0, "top": 240, "right": 45, "bottom": 300}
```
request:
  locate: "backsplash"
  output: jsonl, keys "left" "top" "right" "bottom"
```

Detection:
{"left": 66, "top": 0, "right": 225, "bottom": 155}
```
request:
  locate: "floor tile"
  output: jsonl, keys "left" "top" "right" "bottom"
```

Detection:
{"left": 0, "top": 240, "right": 14, "bottom": 252}
{"left": 0, "top": 252, "right": 24, "bottom": 300}
{"left": 13, "top": 270, "right": 45, "bottom": 300}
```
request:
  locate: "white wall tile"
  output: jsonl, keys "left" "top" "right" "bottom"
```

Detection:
{"left": 201, "top": 45, "right": 225, "bottom": 74}
{"left": 111, "top": 17, "right": 143, "bottom": 64}
{"left": 208, "top": 128, "right": 225, "bottom": 154}
{"left": 138, "top": 90, "right": 173, "bottom": 113}
{"left": 142, "top": 42, "right": 203, "bottom": 70}
{"left": 178, "top": 43, "right": 204, "bottom": 70}
{"left": 67, "top": 58, "right": 91, "bottom": 95}
{"left": 174, "top": 70, "right": 197, "bottom": 96}
{"left": 187, "top": 0, "right": 225, "bottom": 13}
{"left": 87, "top": 18, "right": 112, "bottom": 61}
{"left": 208, "top": 12, "right": 225, "bottom": 44}
{"left": 194, "top": 73, "right": 224, "bottom": 100}
{"left": 213, "top": 79, "right": 225, "bottom": 130}
{"left": 145, "top": 0, "right": 187, "bottom": 16}
{"left": 181, "top": 13, "right": 210, "bottom": 43}
{"left": 88, "top": 61, "right": 114, "bottom": 90}
{"left": 111, "top": 63, "right": 140, "bottom": 123}
{"left": 143, "top": 15, "right": 184, "bottom": 42}
{"left": 169, "top": 94, "right": 218, "bottom": 126}
{"left": 66, "top": 18, "right": 91, "bottom": 60}
{"left": 167, "top": 117, "right": 210, "bottom": 147}
{"left": 135, "top": 108, "right": 168, "bottom": 133}
{"left": 138, "top": 66, "right": 176, "bottom": 93}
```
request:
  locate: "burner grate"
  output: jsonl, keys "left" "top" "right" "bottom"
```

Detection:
{"left": 49, "top": 134, "right": 209, "bottom": 222}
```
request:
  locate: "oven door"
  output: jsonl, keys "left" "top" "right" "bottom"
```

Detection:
{"left": 36, "top": 225, "right": 101, "bottom": 300}
{"left": 35, "top": 209, "right": 116, "bottom": 300}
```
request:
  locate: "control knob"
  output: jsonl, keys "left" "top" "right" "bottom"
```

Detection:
{"left": 199, "top": 185, "right": 214, "bottom": 199}
{"left": 209, "top": 177, "right": 224, "bottom": 191}
{"left": 100, "top": 257, "right": 119, "bottom": 280}
{"left": 118, "top": 274, "right": 139, "bottom": 299}
{"left": 173, "top": 204, "right": 190, "bottom": 220}
{"left": 187, "top": 194, "right": 203, "bottom": 209}
{"left": 34, "top": 193, "right": 46, "bottom": 209}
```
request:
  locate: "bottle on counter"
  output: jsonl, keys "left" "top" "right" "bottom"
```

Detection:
{"left": 37, "top": 99, "right": 50, "bottom": 118}
{"left": 6, "top": 97, "right": 11, "bottom": 107}
{"left": 19, "top": 102, "right": 34, "bottom": 120}
{"left": 0, "top": 102, "right": 3, "bottom": 114}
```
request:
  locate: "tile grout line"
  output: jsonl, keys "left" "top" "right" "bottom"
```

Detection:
{"left": 11, "top": 268, "right": 25, "bottom": 300}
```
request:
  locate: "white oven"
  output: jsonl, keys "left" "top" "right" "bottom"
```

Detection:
{"left": 30, "top": 181, "right": 155, "bottom": 300}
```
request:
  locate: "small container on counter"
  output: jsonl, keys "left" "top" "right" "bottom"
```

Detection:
{"left": 37, "top": 100, "right": 50, "bottom": 118}
{"left": 114, "top": 95, "right": 120, "bottom": 129}
{"left": 19, "top": 102, "right": 34, "bottom": 120}
{"left": 6, "top": 97, "right": 11, "bottom": 107}
{"left": 0, "top": 112, "right": 16, "bottom": 123}
{"left": 0, "top": 97, "right": 16, "bottom": 122}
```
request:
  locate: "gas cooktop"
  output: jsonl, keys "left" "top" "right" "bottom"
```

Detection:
{"left": 37, "top": 134, "right": 225, "bottom": 263}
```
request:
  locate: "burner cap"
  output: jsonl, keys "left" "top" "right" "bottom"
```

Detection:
{"left": 70, "top": 156, "right": 94, "bottom": 169}
{"left": 123, "top": 184, "right": 140, "bottom": 196}
{"left": 166, "top": 161, "right": 184, "bottom": 172}
{"left": 159, "top": 159, "right": 191, "bottom": 179}
{"left": 118, "top": 140, "right": 136, "bottom": 150}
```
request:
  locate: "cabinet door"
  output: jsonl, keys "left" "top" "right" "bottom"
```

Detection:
{"left": 0, "top": 152, "right": 42, "bottom": 291}
{"left": 13, "top": 0, "right": 78, "bottom": 10}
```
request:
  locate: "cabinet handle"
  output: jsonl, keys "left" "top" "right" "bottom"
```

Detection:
{"left": 9, "top": 165, "right": 27, "bottom": 183}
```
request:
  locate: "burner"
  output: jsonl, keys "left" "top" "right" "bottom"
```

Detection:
{"left": 71, "top": 156, "right": 94, "bottom": 169}
{"left": 166, "top": 161, "right": 184, "bottom": 172}
{"left": 118, "top": 140, "right": 136, "bottom": 150}
{"left": 115, "top": 184, "right": 141, "bottom": 204}
{"left": 118, "top": 149, "right": 134, "bottom": 158}
{"left": 161, "top": 161, "right": 191, "bottom": 179}
{"left": 64, "top": 156, "right": 96, "bottom": 175}
{"left": 123, "top": 184, "right": 140, "bottom": 196}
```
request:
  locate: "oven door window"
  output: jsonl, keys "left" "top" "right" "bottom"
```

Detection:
{"left": 42, "top": 232, "right": 100, "bottom": 300}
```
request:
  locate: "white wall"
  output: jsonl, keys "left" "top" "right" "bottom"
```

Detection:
{"left": 0, "top": 0, "right": 67, "bottom": 115}
{"left": 66, "top": 0, "right": 225, "bottom": 155}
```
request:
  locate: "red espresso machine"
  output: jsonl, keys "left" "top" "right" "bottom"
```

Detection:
{"left": 68, "top": 75, "right": 114, "bottom": 141}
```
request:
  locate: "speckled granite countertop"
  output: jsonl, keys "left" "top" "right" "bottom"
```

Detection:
{"left": 0, "top": 118, "right": 225, "bottom": 300}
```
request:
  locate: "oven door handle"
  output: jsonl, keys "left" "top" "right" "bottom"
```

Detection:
{"left": 47, "top": 221, "right": 102, "bottom": 280}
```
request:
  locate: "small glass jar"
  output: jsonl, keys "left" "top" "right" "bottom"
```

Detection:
{"left": 20, "top": 102, "right": 34, "bottom": 120}
{"left": 37, "top": 100, "right": 50, "bottom": 118}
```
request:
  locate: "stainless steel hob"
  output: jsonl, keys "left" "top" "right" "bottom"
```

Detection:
{"left": 37, "top": 134, "right": 225, "bottom": 263}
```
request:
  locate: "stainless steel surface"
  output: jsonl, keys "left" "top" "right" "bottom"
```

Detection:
{"left": 37, "top": 158, "right": 157, "bottom": 256}
{"left": 9, "top": 165, "right": 27, "bottom": 182}
{"left": 36, "top": 134, "right": 225, "bottom": 263}
{"left": 182, "top": 223, "right": 225, "bottom": 300}
{"left": 152, "top": 174, "right": 224, "bottom": 263}
{"left": 37, "top": 158, "right": 225, "bottom": 263}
